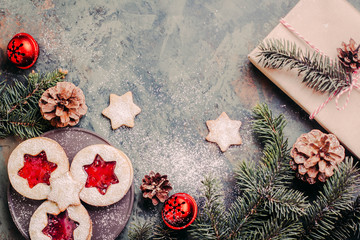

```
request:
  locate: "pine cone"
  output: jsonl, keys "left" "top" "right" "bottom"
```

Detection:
{"left": 290, "top": 129, "right": 345, "bottom": 184}
{"left": 337, "top": 38, "right": 360, "bottom": 72}
{"left": 140, "top": 171, "right": 173, "bottom": 205}
{"left": 39, "top": 82, "right": 87, "bottom": 127}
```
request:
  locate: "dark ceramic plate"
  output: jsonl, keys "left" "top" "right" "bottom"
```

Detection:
{"left": 7, "top": 127, "right": 134, "bottom": 240}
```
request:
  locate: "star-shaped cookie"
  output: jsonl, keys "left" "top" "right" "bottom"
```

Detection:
{"left": 47, "top": 172, "right": 82, "bottom": 211}
{"left": 102, "top": 91, "right": 141, "bottom": 129}
{"left": 205, "top": 112, "right": 242, "bottom": 152}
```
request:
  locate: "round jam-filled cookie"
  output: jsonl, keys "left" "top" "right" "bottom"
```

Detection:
{"left": 29, "top": 201, "right": 92, "bottom": 240}
{"left": 8, "top": 137, "right": 69, "bottom": 200}
{"left": 70, "top": 144, "right": 133, "bottom": 206}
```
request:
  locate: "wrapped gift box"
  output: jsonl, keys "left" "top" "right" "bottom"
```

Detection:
{"left": 248, "top": 0, "right": 360, "bottom": 159}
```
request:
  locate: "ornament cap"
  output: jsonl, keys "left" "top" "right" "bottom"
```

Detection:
{"left": 7, "top": 33, "right": 39, "bottom": 69}
{"left": 162, "top": 192, "right": 197, "bottom": 230}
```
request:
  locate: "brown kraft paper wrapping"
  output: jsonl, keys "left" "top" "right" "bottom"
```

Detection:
{"left": 248, "top": 0, "right": 360, "bottom": 159}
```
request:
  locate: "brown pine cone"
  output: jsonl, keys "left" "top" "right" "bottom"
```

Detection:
{"left": 140, "top": 171, "right": 172, "bottom": 205}
{"left": 337, "top": 38, "right": 360, "bottom": 72}
{"left": 290, "top": 129, "right": 345, "bottom": 184}
{"left": 39, "top": 82, "right": 87, "bottom": 127}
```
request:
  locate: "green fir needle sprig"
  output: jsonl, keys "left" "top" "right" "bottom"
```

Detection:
{"left": 300, "top": 157, "right": 360, "bottom": 240}
{"left": 128, "top": 222, "right": 179, "bottom": 240}
{"left": 128, "top": 103, "right": 360, "bottom": 240}
{"left": 0, "top": 69, "right": 67, "bottom": 139}
{"left": 257, "top": 39, "right": 349, "bottom": 94}
{"left": 190, "top": 104, "right": 308, "bottom": 240}
{"left": 128, "top": 222, "right": 154, "bottom": 240}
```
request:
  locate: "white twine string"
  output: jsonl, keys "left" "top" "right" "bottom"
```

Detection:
{"left": 280, "top": 18, "right": 326, "bottom": 56}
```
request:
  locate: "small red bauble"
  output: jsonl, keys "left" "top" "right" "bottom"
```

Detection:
{"left": 162, "top": 193, "right": 197, "bottom": 230}
{"left": 7, "top": 33, "right": 39, "bottom": 69}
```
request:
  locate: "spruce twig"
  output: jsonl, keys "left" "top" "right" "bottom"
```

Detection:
{"left": 249, "top": 218, "right": 302, "bottom": 240}
{"left": 231, "top": 104, "right": 307, "bottom": 239}
{"left": 224, "top": 192, "right": 263, "bottom": 239}
{"left": 300, "top": 158, "right": 360, "bottom": 240}
{"left": 128, "top": 222, "right": 154, "bottom": 240}
{"left": 327, "top": 196, "right": 360, "bottom": 240}
{"left": 128, "top": 103, "right": 360, "bottom": 240}
{"left": 190, "top": 104, "right": 307, "bottom": 240}
{"left": 189, "top": 177, "right": 225, "bottom": 240}
{"left": 251, "top": 103, "right": 293, "bottom": 186}
{"left": 152, "top": 225, "right": 179, "bottom": 240}
{"left": 257, "top": 39, "right": 349, "bottom": 94}
{"left": 237, "top": 104, "right": 308, "bottom": 218}
{"left": 0, "top": 69, "right": 67, "bottom": 139}
{"left": 128, "top": 222, "right": 179, "bottom": 240}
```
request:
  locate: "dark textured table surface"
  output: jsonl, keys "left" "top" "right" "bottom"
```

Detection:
{"left": 1, "top": 0, "right": 360, "bottom": 239}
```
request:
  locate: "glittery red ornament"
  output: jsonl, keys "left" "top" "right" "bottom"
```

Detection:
{"left": 7, "top": 33, "right": 39, "bottom": 69}
{"left": 162, "top": 193, "right": 197, "bottom": 230}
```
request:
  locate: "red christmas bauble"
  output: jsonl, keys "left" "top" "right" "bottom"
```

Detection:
{"left": 162, "top": 193, "right": 197, "bottom": 230}
{"left": 7, "top": 33, "right": 39, "bottom": 69}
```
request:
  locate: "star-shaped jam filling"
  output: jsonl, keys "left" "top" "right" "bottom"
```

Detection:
{"left": 83, "top": 154, "right": 119, "bottom": 195}
{"left": 42, "top": 210, "right": 79, "bottom": 240}
{"left": 18, "top": 151, "right": 58, "bottom": 188}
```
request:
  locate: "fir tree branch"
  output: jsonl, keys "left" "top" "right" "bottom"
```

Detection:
{"left": 128, "top": 103, "right": 360, "bottom": 240}
{"left": 190, "top": 104, "right": 308, "bottom": 240}
{"left": 327, "top": 196, "right": 360, "bottom": 240}
{"left": 249, "top": 218, "right": 302, "bottom": 240}
{"left": 265, "top": 187, "right": 308, "bottom": 220}
{"left": 251, "top": 103, "right": 289, "bottom": 175}
{"left": 128, "top": 222, "right": 154, "bottom": 240}
{"left": 257, "top": 39, "right": 349, "bottom": 94}
{"left": 152, "top": 225, "right": 179, "bottom": 240}
{"left": 247, "top": 104, "right": 308, "bottom": 213}
{"left": 190, "top": 104, "right": 307, "bottom": 240}
{"left": 189, "top": 176, "right": 226, "bottom": 240}
{"left": 300, "top": 157, "right": 360, "bottom": 240}
{"left": 225, "top": 192, "right": 263, "bottom": 239}
{"left": 128, "top": 222, "right": 179, "bottom": 240}
{"left": 0, "top": 69, "right": 67, "bottom": 139}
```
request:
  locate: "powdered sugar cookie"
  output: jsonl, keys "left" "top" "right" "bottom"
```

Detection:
{"left": 70, "top": 144, "right": 133, "bottom": 206}
{"left": 102, "top": 91, "right": 141, "bottom": 129}
{"left": 8, "top": 137, "right": 69, "bottom": 200}
{"left": 47, "top": 171, "right": 82, "bottom": 212}
{"left": 206, "top": 112, "right": 242, "bottom": 152}
{"left": 29, "top": 200, "right": 92, "bottom": 240}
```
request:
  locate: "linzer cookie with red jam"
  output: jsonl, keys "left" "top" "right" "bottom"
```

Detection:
{"left": 29, "top": 201, "right": 92, "bottom": 240}
{"left": 70, "top": 144, "right": 133, "bottom": 206}
{"left": 7, "top": 137, "right": 69, "bottom": 200}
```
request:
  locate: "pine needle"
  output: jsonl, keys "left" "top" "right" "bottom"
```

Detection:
{"left": 253, "top": 218, "right": 302, "bottom": 240}
{"left": 0, "top": 69, "right": 66, "bottom": 139}
{"left": 300, "top": 158, "right": 360, "bottom": 240}
{"left": 128, "top": 103, "right": 360, "bottom": 240}
{"left": 152, "top": 225, "right": 179, "bottom": 240}
{"left": 327, "top": 196, "right": 360, "bottom": 240}
{"left": 128, "top": 222, "right": 153, "bottom": 240}
{"left": 257, "top": 39, "right": 349, "bottom": 94}
{"left": 190, "top": 104, "right": 308, "bottom": 239}
{"left": 189, "top": 176, "right": 225, "bottom": 240}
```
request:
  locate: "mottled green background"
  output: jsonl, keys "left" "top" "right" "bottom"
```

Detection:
{"left": 1, "top": 0, "right": 360, "bottom": 239}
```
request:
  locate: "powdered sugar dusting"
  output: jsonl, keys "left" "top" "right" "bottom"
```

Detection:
{"left": 0, "top": 1, "right": 296, "bottom": 239}
{"left": 10, "top": 198, "right": 33, "bottom": 228}
{"left": 141, "top": 137, "right": 230, "bottom": 196}
{"left": 87, "top": 187, "right": 133, "bottom": 240}
{"left": 8, "top": 187, "right": 42, "bottom": 239}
